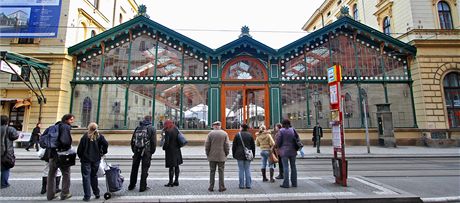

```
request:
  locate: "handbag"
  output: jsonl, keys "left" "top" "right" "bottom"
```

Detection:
{"left": 56, "top": 148, "right": 76, "bottom": 167}
{"left": 268, "top": 150, "right": 278, "bottom": 164}
{"left": 238, "top": 132, "right": 253, "bottom": 161}
{"left": 294, "top": 129, "right": 304, "bottom": 151}
{"left": 177, "top": 128, "right": 188, "bottom": 147}
{"left": 1, "top": 134, "right": 15, "bottom": 169}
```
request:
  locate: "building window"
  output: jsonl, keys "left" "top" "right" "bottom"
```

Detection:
{"left": 139, "top": 41, "right": 146, "bottom": 51}
{"left": 11, "top": 67, "right": 30, "bottom": 81}
{"left": 383, "top": 17, "right": 391, "bottom": 35}
{"left": 91, "top": 0, "right": 99, "bottom": 9}
{"left": 119, "top": 13, "right": 123, "bottom": 24}
{"left": 444, "top": 72, "right": 460, "bottom": 128}
{"left": 91, "top": 30, "right": 96, "bottom": 37}
{"left": 337, "top": 0, "right": 342, "bottom": 5}
{"left": 18, "top": 38, "right": 34, "bottom": 44}
{"left": 353, "top": 4, "right": 359, "bottom": 21}
{"left": 81, "top": 97, "right": 92, "bottom": 128}
{"left": 438, "top": 1, "right": 453, "bottom": 29}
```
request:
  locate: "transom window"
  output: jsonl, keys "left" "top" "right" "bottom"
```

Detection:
{"left": 353, "top": 4, "right": 359, "bottom": 21}
{"left": 223, "top": 56, "right": 267, "bottom": 80}
{"left": 444, "top": 72, "right": 460, "bottom": 128}
{"left": 437, "top": 1, "right": 453, "bottom": 29}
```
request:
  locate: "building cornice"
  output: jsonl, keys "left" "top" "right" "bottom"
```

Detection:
{"left": 302, "top": 0, "right": 337, "bottom": 31}
{"left": 78, "top": 8, "right": 106, "bottom": 31}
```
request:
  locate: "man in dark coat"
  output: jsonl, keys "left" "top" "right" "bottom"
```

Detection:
{"left": 312, "top": 123, "right": 323, "bottom": 148}
{"left": 47, "top": 114, "right": 74, "bottom": 200}
{"left": 1, "top": 115, "right": 19, "bottom": 188}
{"left": 26, "top": 123, "right": 41, "bottom": 151}
{"left": 128, "top": 115, "right": 156, "bottom": 192}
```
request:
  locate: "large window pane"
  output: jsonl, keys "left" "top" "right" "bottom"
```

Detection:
{"left": 183, "top": 55, "right": 205, "bottom": 77}
{"left": 330, "top": 35, "right": 357, "bottom": 77}
{"left": 72, "top": 84, "right": 99, "bottom": 128}
{"left": 342, "top": 83, "right": 361, "bottom": 128}
{"left": 281, "top": 83, "right": 307, "bottom": 129}
{"left": 182, "top": 84, "right": 208, "bottom": 129}
{"left": 156, "top": 42, "right": 182, "bottom": 77}
{"left": 77, "top": 53, "right": 102, "bottom": 77}
{"left": 130, "top": 34, "right": 157, "bottom": 77}
{"left": 308, "top": 83, "right": 330, "bottom": 128}
{"left": 306, "top": 44, "right": 330, "bottom": 77}
{"left": 283, "top": 54, "right": 306, "bottom": 78}
{"left": 155, "top": 84, "right": 181, "bottom": 129}
{"left": 104, "top": 42, "right": 130, "bottom": 77}
{"left": 387, "top": 84, "right": 414, "bottom": 127}
{"left": 360, "top": 84, "right": 385, "bottom": 128}
{"left": 99, "top": 84, "right": 126, "bottom": 129}
{"left": 127, "top": 84, "right": 154, "bottom": 129}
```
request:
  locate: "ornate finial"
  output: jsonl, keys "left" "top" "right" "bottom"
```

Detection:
{"left": 239, "top": 25, "right": 252, "bottom": 38}
{"left": 136, "top": 4, "right": 150, "bottom": 18}
{"left": 339, "top": 6, "right": 351, "bottom": 18}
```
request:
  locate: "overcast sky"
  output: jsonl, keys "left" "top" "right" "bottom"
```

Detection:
{"left": 137, "top": 0, "right": 324, "bottom": 49}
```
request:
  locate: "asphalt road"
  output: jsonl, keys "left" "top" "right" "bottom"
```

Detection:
{"left": 2, "top": 157, "right": 459, "bottom": 202}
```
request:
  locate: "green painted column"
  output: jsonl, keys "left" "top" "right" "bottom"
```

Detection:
{"left": 69, "top": 83, "right": 75, "bottom": 113}
{"left": 124, "top": 38, "right": 133, "bottom": 128}
{"left": 209, "top": 86, "right": 220, "bottom": 124}
{"left": 179, "top": 84, "right": 184, "bottom": 128}
{"left": 270, "top": 87, "right": 281, "bottom": 126}
{"left": 96, "top": 84, "right": 103, "bottom": 124}
{"left": 306, "top": 84, "right": 311, "bottom": 127}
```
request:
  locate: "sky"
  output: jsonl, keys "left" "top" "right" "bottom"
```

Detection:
{"left": 137, "top": 0, "right": 324, "bottom": 49}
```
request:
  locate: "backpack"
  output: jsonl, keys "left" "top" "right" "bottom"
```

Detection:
{"left": 133, "top": 125, "right": 149, "bottom": 149}
{"left": 39, "top": 124, "right": 60, "bottom": 149}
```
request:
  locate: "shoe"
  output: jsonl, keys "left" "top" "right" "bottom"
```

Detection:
{"left": 83, "top": 197, "right": 90, "bottom": 202}
{"left": 25, "top": 148, "right": 30, "bottom": 151}
{"left": 60, "top": 193, "right": 72, "bottom": 200}
{"left": 292, "top": 184, "right": 297, "bottom": 187}
{"left": 280, "top": 185, "right": 289, "bottom": 188}
{"left": 239, "top": 186, "right": 245, "bottom": 189}
{"left": 128, "top": 185, "right": 135, "bottom": 190}
{"left": 139, "top": 187, "right": 150, "bottom": 192}
{"left": 40, "top": 177, "right": 47, "bottom": 194}
{"left": 95, "top": 194, "right": 100, "bottom": 199}
{"left": 275, "top": 175, "right": 283, "bottom": 179}
{"left": 164, "top": 183, "right": 174, "bottom": 187}
{"left": 208, "top": 188, "right": 214, "bottom": 192}
{"left": 245, "top": 186, "right": 251, "bottom": 189}
{"left": 218, "top": 187, "right": 226, "bottom": 192}
{"left": 173, "top": 181, "right": 179, "bottom": 186}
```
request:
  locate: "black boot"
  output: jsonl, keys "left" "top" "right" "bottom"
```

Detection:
{"left": 269, "top": 168, "right": 275, "bottom": 183}
{"left": 40, "top": 177, "right": 47, "bottom": 194}
{"left": 55, "top": 176, "right": 61, "bottom": 193}
{"left": 164, "top": 168, "right": 174, "bottom": 187}
{"left": 173, "top": 167, "right": 179, "bottom": 186}
{"left": 261, "top": 169, "right": 268, "bottom": 182}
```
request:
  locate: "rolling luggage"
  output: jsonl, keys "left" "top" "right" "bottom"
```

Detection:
{"left": 103, "top": 160, "right": 124, "bottom": 200}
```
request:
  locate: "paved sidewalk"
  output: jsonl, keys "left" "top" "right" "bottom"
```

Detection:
{"left": 15, "top": 145, "right": 460, "bottom": 159}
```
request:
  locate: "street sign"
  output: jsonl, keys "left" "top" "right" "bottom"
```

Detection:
{"left": 0, "top": 60, "right": 21, "bottom": 75}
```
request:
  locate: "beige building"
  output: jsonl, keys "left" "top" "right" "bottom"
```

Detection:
{"left": 303, "top": 0, "right": 460, "bottom": 142}
{"left": 0, "top": 0, "right": 138, "bottom": 132}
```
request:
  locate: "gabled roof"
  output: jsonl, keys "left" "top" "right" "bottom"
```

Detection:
{"left": 213, "top": 35, "right": 277, "bottom": 58}
{"left": 68, "top": 15, "right": 214, "bottom": 56}
{"left": 278, "top": 16, "right": 416, "bottom": 57}
{"left": 69, "top": 14, "right": 416, "bottom": 60}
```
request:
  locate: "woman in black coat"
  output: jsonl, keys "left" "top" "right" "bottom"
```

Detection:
{"left": 162, "top": 120, "right": 183, "bottom": 187}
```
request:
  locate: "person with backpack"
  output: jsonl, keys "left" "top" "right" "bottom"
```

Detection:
{"left": 77, "top": 122, "right": 108, "bottom": 202}
{"left": 162, "top": 120, "right": 183, "bottom": 187}
{"left": 43, "top": 114, "right": 75, "bottom": 200}
{"left": 128, "top": 115, "right": 156, "bottom": 192}
{"left": 232, "top": 123, "right": 255, "bottom": 189}
{"left": 1, "top": 115, "right": 19, "bottom": 189}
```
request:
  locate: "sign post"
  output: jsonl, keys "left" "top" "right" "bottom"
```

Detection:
{"left": 328, "top": 65, "right": 347, "bottom": 186}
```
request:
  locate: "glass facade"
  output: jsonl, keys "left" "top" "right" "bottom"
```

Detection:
{"left": 70, "top": 17, "right": 416, "bottom": 130}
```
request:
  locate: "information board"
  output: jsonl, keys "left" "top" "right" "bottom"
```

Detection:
{"left": 0, "top": 0, "right": 62, "bottom": 38}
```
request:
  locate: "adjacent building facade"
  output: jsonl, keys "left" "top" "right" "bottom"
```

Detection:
{"left": 0, "top": 0, "right": 138, "bottom": 132}
{"left": 303, "top": 0, "right": 460, "bottom": 141}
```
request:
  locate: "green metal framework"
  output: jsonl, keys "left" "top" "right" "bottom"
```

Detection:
{"left": 68, "top": 13, "right": 417, "bottom": 130}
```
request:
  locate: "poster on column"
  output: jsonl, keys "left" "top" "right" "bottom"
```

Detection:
{"left": 0, "top": 0, "right": 62, "bottom": 38}
{"left": 332, "top": 125, "right": 341, "bottom": 149}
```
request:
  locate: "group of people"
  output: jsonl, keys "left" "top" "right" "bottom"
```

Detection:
{"left": 1, "top": 113, "right": 314, "bottom": 201}
{"left": 205, "top": 119, "right": 303, "bottom": 191}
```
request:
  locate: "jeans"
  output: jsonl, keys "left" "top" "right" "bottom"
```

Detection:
{"left": 260, "top": 150, "right": 274, "bottom": 169}
{"left": 281, "top": 156, "right": 297, "bottom": 187}
{"left": 1, "top": 167, "right": 10, "bottom": 188}
{"left": 129, "top": 152, "right": 152, "bottom": 190}
{"left": 237, "top": 160, "right": 252, "bottom": 188}
{"left": 81, "top": 161, "right": 100, "bottom": 199}
{"left": 47, "top": 157, "right": 71, "bottom": 200}
{"left": 209, "top": 161, "right": 225, "bottom": 190}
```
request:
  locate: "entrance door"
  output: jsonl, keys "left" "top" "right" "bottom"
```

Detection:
{"left": 220, "top": 56, "right": 270, "bottom": 138}
{"left": 221, "top": 85, "right": 269, "bottom": 138}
